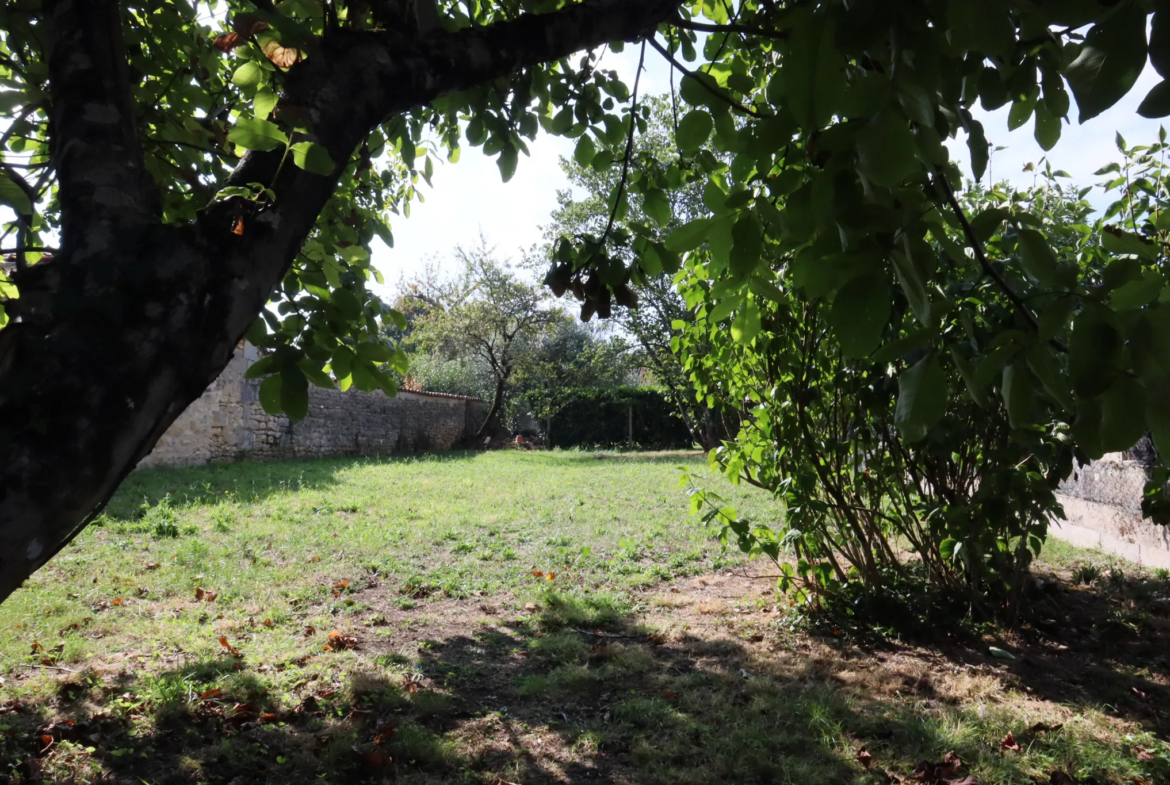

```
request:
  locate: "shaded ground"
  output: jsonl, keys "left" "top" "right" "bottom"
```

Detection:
{"left": 1, "top": 453, "right": 1168, "bottom": 783}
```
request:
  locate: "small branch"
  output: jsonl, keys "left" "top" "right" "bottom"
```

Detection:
{"left": 598, "top": 40, "right": 646, "bottom": 251}
{"left": 931, "top": 174, "right": 1043, "bottom": 335}
{"left": 672, "top": 16, "right": 788, "bottom": 41}
{"left": 1, "top": 246, "right": 57, "bottom": 255}
{"left": 17, "top": 662, "right": 78, "bottom": 673}
{"left": 570, "top": 628, "right": 647, "bottom": 640}
{"left": 648, "top": 37, "right": 761, "bottom": 118}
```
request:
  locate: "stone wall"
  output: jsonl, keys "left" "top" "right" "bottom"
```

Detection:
{"left": 138, "top": 343, "right": 487, "bottom": 468}
{"left": 1054, "top": 449, "right": 1170, "bottom": 569}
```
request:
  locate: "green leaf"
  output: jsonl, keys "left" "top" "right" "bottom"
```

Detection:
{"left": 1152, "top": 10, "right": 1170, "bottom": 80}
{"left": 254, "top": 86, "right": 277, "bottom": 120}
{"left": 966, "top": 119, "right": 990, "bottom": 181}
{"left": 708, "top": 296, "right": 742, "bottom": 324}
{"left": 1064, "top": 6, "right": 1147, "bottom": 123}
{"left": 259, "top": 374, "right": 283, "bottom": 415}
{"left": 830, "top": 272, "right": 891, "bottom": 359}
{"left": 1138, "top": 80, "right": 1170, "bottom": 118}
{"left": 666, "top": 217, "right": 716, "bottom": 253}
{"left": 1110, "top": 271, "right": 1164, "bottom": 310}
{"left": 730, "top": 298, "right": 761, "bottom": 344}
{"left": 1102, "top": 227, "right": 1158, "bottom": 261}
{"left": 729, "top": 212, "right": 763, "bottom": 279}
{"left": 331, "top": 288, "right": 364, "bottom": 321}
{"left": 1100, "top": 377, "right": 1147, "bottom": 453}
{"left": 784, "top": 11, "right": 846, "bottom": 129}
{"left": 1033, "top": 101, "right": 1062, "bottom": 151}
{"left": 298, "top": 357, "right": 335, "bottom": 389}
{"left": 232, "top": 61, "right": 264, "bottom": 91}
{"left": 244, "top": 354, "right": 280, "bottom": 379}
{"left": 290, "top": 142, "right": 335, "bottom": 175}
{"left": 676, "top": 109, "right": 714, "bottom": 152}
{"left": 228, "top": 117, "right": 288, "bottom": 152}
{"left": 643, "top": 188, "right": 670, "bottom": 227}
{"left": 1016, "top": 228, "right": 1074, "bottom": 288}
{"left": 947, "top": 0, "right": 1015, "bottom": 57}
{"left": 1025, "top": 345, "right": 1074, "bottom": 413}
{"left": 497, "top": 144, "right": 518, "bottom": 183}
{"left": 0, "top": 171, "right": 32, "bottom": 215}
{"left": 1068, "top": 306, "right": 1122, "bottom": 397}
{"left": 1002, "top": 361, "right": 1034, "bottom": 428}
{"left": 894, "top": 355, "right": 948, "bottom": 443}
{"left": 1072, "top": 399, "right": 1105, "bottom": 460}
{"left": 950, "top": 346, "right": 990, "bottom": 409}
{"left": 856, "top": 111, "right": 918, "bottom": 187}
{"left": 574, "top": 134, "right": 596, "bottom": 167}
{"left": 891, "top": 248, "right": 932, "bottom": 327}
{"left": 281, "top": 366, "right": 309, "bottom": 422}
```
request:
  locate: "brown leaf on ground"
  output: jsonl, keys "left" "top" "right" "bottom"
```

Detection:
{"left": 856, "top": 747, "right": 874, "bottom": 769}
{"left": 111, "top": 597, "right": 124, "bottom": 606}
{"left": 1000, "top": 731, "right": 1021, "bottom": 752}
{"left": 212, "top": 32, "right": 240, "bottom": 52}
{"left": 195, "top": 587, "right": 204, "bottom": 601}
{"left": 662, "top": 691, "right": 678, "bottom": 700}
{"left": 357, "top": 747, "right": 392, "bottom": 768}
{"left": 325, "top": 630, "right": 357, "bottom": 651}
{"left": 303, "top": 625, "right": 316, "bottom": 637}
{"left": 906, "top": 752, "right": 976, "bottom": 784}
{"left": 1136, "top": 748, "right": 1156, "bottom": 760}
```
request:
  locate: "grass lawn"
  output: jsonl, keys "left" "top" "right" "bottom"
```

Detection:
{"left": 0, "top": 450, "right": 1168, "bottom": 784}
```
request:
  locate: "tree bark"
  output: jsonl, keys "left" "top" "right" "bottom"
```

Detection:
{"left": 0, "top": 0, "right": 683, "bottom": 604}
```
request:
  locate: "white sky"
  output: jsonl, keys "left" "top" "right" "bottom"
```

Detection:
{"left": 371, "top": 51, "right": 1170, "bottom": 298}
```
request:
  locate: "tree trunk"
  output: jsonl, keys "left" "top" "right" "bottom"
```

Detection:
{"left": 477, "top": 375, "right": 508, "bottom": 441}
{"left": 0, "top": 0, "right": 683, "bottom": 604}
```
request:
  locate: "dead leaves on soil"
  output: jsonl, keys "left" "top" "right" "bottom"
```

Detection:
{"left": 324, "top": 630, "right": 358, "bottom": 651}
{"left": 883, "top": 751, "right": 977, "bottom": 784}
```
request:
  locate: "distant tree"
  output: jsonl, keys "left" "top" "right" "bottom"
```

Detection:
{"left": 520, "top": 315, "right": 636, "bottom": 427}
{"left": 543, "top": 95, "right": 724, "bottom": 448}
{"left": 410, "top": 246, "right": 558, "bottom": 438}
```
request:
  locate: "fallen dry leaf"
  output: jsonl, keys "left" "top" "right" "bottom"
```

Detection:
{"left": 1000, "top": 731, "right": 1021, "bottom": 752}
{"left": 856, "top": 747, "right": 874, "bottom": 769}
{"left": 231, "top": 215, "right": 245, "bottom": 235}
{"left": 662, "top": 691, "right": 678, "bottom": 700}
{"left": 1136, "top": 748, "right": 1156, "bottom": 761}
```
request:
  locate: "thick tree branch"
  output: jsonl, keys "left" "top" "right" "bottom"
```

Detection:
{"left": 46, "top": 0, "right": 159, "bottom": 251}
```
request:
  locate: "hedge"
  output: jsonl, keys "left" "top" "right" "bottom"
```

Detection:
{"left": 539, "top": 387, "right": 694, "bottom": 449}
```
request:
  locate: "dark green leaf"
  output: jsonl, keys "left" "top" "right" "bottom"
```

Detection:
{"left": 895, "top": 354, "right": 948, "bottom": 442}
{"left": 830, "top": 273, "right": 891, "bottom": 359}
{"left": 1065, "top": 6, "right": 1147, "bottom": 123}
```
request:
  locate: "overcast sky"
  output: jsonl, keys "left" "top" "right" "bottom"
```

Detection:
{"left": 371, "top": 51, "right": 1170, "bottom": 298}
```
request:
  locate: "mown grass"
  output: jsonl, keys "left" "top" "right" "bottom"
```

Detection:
{"left": 0, "top": 450, "right": 1167, "bottom": 784}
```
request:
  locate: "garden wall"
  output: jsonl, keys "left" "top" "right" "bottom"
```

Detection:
{"left": 139, "top": 343, "right": 487, "bottom": 468}
{"left": 1054, "top": 447, "right": 1170, "bottom": 569}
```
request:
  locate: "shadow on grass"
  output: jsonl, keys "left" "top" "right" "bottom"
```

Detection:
{"left": 6, "top": 589, "right": 1164, "bottom": 784}
{"left": 104, "top": 451, "right": 483, "bottom": 520}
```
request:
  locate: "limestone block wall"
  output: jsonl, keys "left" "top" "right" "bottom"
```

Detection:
{"left": 139, "top": 343, "right": 487, "bottom": 468}
{"left": 1054, "top": 450, "right": 1170, "bottom": 569}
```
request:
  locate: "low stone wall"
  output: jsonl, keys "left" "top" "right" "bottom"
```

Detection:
{"left": 139, "top": 343, "right": 486, "bottom": 468}
{"left": 1054, "top": 450, "right": 1170, "bottom": 569}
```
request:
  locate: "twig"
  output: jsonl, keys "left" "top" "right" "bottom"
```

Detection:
{"left": 647, "top": 37, "right": 761, "bottom": 118}
{"left": 931, "top": 173, "right": 1056, "bottom": 344}
{"left": 672, "top": 16, "right": 788, "bottom": 42}
{"left": 570, "top": 628, "right": 646, "bottom": 640}
{"left": 596, "top": 40, "right": 646, "bottom": 251}
{"left": 18, "top": 663, "right": 78, "bottom": 673}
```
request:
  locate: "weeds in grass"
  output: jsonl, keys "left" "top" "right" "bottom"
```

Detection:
{"left": 1072, "top": 563, "right": 1102, "bottom": 585}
